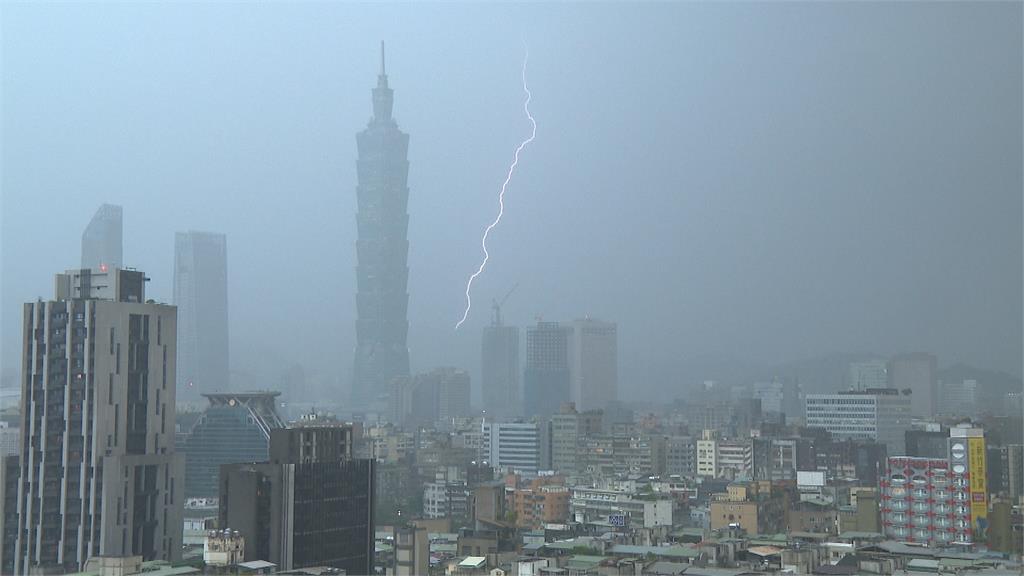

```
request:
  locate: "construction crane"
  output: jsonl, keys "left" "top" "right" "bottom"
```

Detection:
{"left": 491, "top": 283, "right": 519, "bottom": 326}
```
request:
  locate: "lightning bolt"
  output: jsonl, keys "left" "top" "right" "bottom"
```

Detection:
{"left": 456, "top": 49, "right": 536, "bottom": 330}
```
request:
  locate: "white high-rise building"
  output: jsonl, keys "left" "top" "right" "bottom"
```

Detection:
{"left": 805, "top": 388, "right": 912, "bottom": 453}
{"left": 569, "top": 318, "right": 617, "bottom": 412}
{"left": 696, "top": 430, "right": 718, "bottom": 477}
{"left": 4, "top": 269, "right": 183, "bottom": 574}
{"left": 482, "top": 421, "right": 541, "bottom": 474}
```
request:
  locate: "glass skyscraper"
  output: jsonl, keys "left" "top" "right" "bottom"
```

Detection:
{"left": 352, "top": 44, "right": 411, "bottom": 409}
{"left": 174, "top": 231, "right": 229, "bottom": 401}
{"left": 81, "top": 203, "right": 122, "bottom": 270}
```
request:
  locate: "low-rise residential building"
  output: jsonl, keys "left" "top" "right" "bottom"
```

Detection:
{"left": 509, "top": 476, "right": 571, "bottom": 529}
{"left": 708, "top": 482, "right": 785, "bottom": 535}
{"left": 570, "top": 486, "right": 673, "bottom": 529}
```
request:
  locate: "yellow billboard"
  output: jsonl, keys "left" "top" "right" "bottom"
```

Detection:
{"left": 968, "top": 436, "right": 988, "bottom": 541}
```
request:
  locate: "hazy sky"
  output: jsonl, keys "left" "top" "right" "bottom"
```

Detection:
{"left": 2, "top": 2, "right": 1021, "bottom": 401}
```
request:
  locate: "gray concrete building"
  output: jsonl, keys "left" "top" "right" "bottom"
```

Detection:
{"left": 570, "top": 318, "right": 617, "bottom": 412}
{"left": 392, "top": 367, "right": 471, "bottom": 428}
{"left": 847, "top": 359, "right": 888, "bottom": 391}
{"left": 81, "top": 203, "right": 123, "bottom": 271}
{"left": 174, "top": 231, "right": 228, "bottom": 401}
{"left": 523, "top": 321, "right": 571, "bottom": 418}
{"left": 888, "top": 353, "right": 937, "bottom": 418}
{"left": 482, "top": 323, "right": 519, "bottom": 420}
{"left": 549, "top": 403, "right": 603, "bottom": 477}
{"left": 4, "top": 268, "right": 183, "bottom": 574}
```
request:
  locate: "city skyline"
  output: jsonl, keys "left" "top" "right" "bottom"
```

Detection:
{"left": 1, "top": 4, "right": 1019, "bottom": 406}
{"left": 0, "top": 3, "right": 1020, "bottom": 574}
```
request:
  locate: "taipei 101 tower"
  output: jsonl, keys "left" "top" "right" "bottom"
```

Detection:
{"left": 352, "top": 43, "right": 411, "bottom": 410}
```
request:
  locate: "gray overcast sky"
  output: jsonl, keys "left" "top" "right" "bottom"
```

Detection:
{"left": 2, "top": 2, "right": 1021, "bottom": 400}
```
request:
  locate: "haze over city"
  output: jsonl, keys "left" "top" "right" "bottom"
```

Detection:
{"left": 3, "top": 3, "right": 1020, "bottom": 405}
{"left": 1, "top": 2, "right": 1023, "bottom": 575}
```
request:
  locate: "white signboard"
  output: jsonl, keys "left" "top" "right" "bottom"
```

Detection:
{"left": 797, "top": 470, "right": 825, "bottom": 487}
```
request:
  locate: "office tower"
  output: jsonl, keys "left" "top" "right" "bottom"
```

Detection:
{"left": 392, "top": 368, "right": 470, "bottom": 428}
{"left": 81, "top": 203, "right": 123, "bottom": 271}
{"left": 523, "top": 321, "right": 571, "bottom": 417}
{"left": 174, "top": 231, "right": 228, "bottom": 401}
{"left": 482, "top": 421, "right": 541, "bottom": 474}
{"left": 482, "top": 321, "right": 519, "bottom": 420}
{"left": 805, "top": 388, "right": 912, "bottom": 454}
{"left": 436, "top": 368, "right": 471, "bottom": 423}
{"left": 888, "top": 353, "right": 937, "bottom": 418}
{"left": 352, "top": 44, "right": 411, "bottom": 409}
{"left": 848, "top": 359, "right": 888, "bottom": 391}
{"left": 752, "top": 381, "right": 784, "bottom": 414}
{"left": 6, "top": 269, "right": 183, "bottom": 573}
{"left": 569, "top": 318, "right": 617, "bottom": 412}
{"left": 220, "top": 425, "right": 374, "bottom": 573}
{"left": 181, "top": 392, "right": 285, "bottom": 498}
{"left": 731, "top": 397, "right": 762, "bottom": 437}
{"left": 938, "top": 379, "right": 978, "bottom": 417}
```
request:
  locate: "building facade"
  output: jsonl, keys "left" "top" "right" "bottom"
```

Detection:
{"left": 81, "top": 204, "right": 123, "bottom": 271}
{"left": 549, "top": 403, "right": 603, "bottom": 477}
{"left": 938, "top": 379, "right": 977, "bottom": 417}
{"left": 5, "top": 269, "right": 183, "bottom": 574}
{"left": 483, "top": 421, "right": 541, "bottom": 474}
{"left": 352, "top": 45, "right": 412, "bottom": 410}
{"left": 394, "top": 368, "right": 471, "bottom": 428}
{"left": 482, "top": 323, "right": 519, "bottom": 419}
{"left": 847, "top": 360, "right": 888, "bottom": 391}
{"left": 523, "top": 322, "right": 571, "bottom": 418}
{"left": 888, "top": 353, "right": 937, "bottom": 418}
{"left": 174, "top": 231, "right": 229, "bottom": 401}
{"left": 181, "top": 392, "right": 285, "bottom": 498}
{"left": 752, "top": 381, "right": 784, "bottom": 414}
{"left": 570, "top": 487, "right": 673, "bottom": 529}
{"left": 219, "top": 425, "right": 374, "bottom": 574}
{"left": 804, "top": 389, "right": 911, "bottom": 454}
{"left": 569, "top": 318, "right": 617, "bottom": 412}
{"left": 880, "top": 426, "right": 988, "bottom": 546}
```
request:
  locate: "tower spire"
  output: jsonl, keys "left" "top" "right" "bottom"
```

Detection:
{"left": 371, "top": 42, "right": 393, "bottom": 122}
